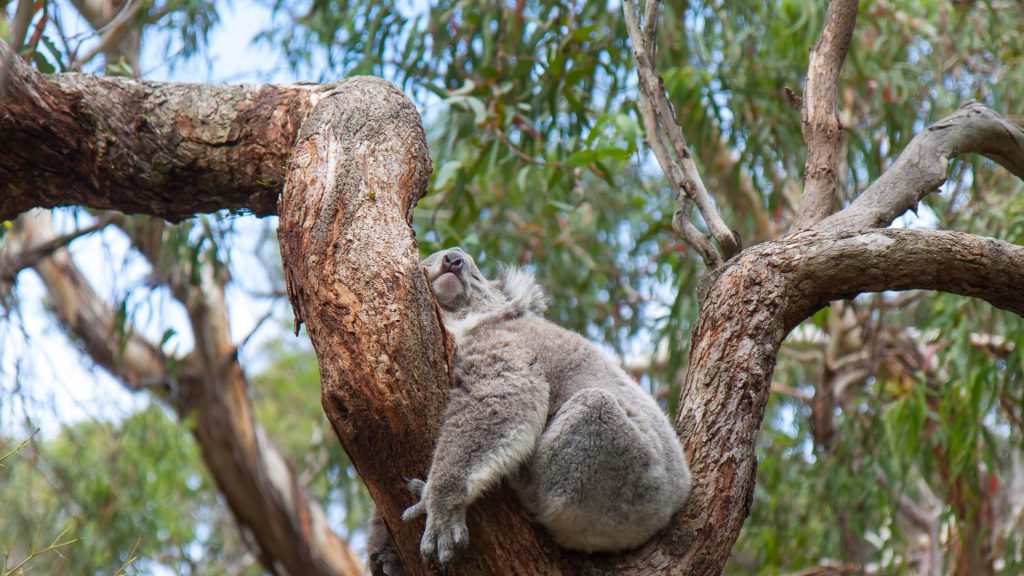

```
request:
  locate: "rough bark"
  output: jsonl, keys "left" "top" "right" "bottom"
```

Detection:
{"left": 5, "top": 22, "right": 1024, "bottom": 574}
{"left": 278, "top": 76, "right": 576, "bottom": 576}
{"left": 3, "top": 211, "right": 363, "bottom": 576}
{"left": 0, "top": 40, "right": 323, "bottom": 222}
{"left": 793, "top": 0, "right": 858, "bottom": 229}
{"left": 274, "top": 72, "right": 1024, "bottom": 575}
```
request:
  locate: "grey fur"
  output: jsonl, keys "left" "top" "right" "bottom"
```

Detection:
{"left": 366, "top": 505, "right": 405, "bottom": 576}
{"left": 384, "top": 247, "right": 690, "bottom": 568}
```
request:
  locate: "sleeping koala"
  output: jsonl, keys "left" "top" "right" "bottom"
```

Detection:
{"left": 368, "top": 247, "right": 690, "bottom": 573}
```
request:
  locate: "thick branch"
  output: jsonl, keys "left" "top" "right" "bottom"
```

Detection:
{"left": 794, "top": 0, "right": 858, "bottom": 229}
{"left": 6, "top": 211, "right": 362, "bottom": 576}
{"left": 608, "top": 227, "right": 1024, "bottom": 575}
{"left": 817, "top": 101, "right": 1024, "bottom": 232}
{"left": 0, "top": 41, "right": 324, "bottom": 222}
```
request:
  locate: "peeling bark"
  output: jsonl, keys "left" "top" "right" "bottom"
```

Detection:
{"left": 0, "top": 41, "right": 323, "bottom": 222}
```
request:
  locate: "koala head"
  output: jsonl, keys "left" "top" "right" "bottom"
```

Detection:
{"left": 422, "top": 247, "right": 547, "bottom": 321}
{"left": 422, "top": 247, "right": 502, "bottom": 314}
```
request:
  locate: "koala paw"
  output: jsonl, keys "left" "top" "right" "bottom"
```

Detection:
{"left": 401, "top": 478, "right": 469, "bottom": 564}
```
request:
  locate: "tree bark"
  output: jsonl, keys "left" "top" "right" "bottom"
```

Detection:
{"left": 275, "top": 72, "right": 1024, "bottom": 575}
{"left": 793, "top": 0, "right": 858, "bottom": 229}
{"left": 277, "top": 76, "right": 574, "bottom": 576}
{"left": 816, "top": 101, "right": 1024, "bottom": 232}
{"left": 0, "top": 40, "right": 323, "bottom": 222}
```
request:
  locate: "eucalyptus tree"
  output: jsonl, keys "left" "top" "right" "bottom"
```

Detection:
{"left": 2, "top": 0, "right": 1024, "bottom": 574}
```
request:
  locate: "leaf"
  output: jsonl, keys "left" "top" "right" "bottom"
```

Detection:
{"left": 31, "top": 51, "right": 55, "bottom": 74}
{"left": 434, "top": 160, "right": 463, "bottom": 190}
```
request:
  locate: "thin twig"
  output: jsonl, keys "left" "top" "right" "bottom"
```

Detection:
{"left": 623, "top": 0, "right": 736, "bottom": 266}
{"left": 22, "top": 7, "right": 49, "bottom": 62}
{"left": 70, "top": 0, "right": 145, "bottom": 72}
{"left": 493, "top": 127, "right": 566, "bottom": 168}
{"left": 0, "top": 213, "right": 116, "bottom": 284}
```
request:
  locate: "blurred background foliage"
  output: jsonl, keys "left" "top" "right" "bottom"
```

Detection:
{"left": 2, "top": 0, "right": 1024, "bottom": 574}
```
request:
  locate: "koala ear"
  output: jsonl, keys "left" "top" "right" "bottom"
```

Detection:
{"left": 499, "top": 266, "right": 547, "bottom": 315}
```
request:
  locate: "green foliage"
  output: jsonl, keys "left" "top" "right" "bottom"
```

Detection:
{"left": 0, "top": 406, "right": 252, "bottom": 575}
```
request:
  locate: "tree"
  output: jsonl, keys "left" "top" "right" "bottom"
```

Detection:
{"left": 3, "top": 0, "right": 1024, "bottom": 574}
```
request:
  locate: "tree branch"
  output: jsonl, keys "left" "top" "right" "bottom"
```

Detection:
{"left": 817, "top": 101, "right": 1024, "bottom": 232}
{"left": 0, "top": 213, "right": 116, "bottom": 287}
{"left": 623, "top": 0, "right": 737, "bottom": 266}
{"left": 70, "top": 0, "right": 147, "bottom": 73}
{"left": 793, "top": 0, "right": 859, "bottom": 229}
{"left": 278, "top": 76, "right": 580, "bottom": 575}
{"left": 4, "top": 211, "right": 174, "bottom": 396}
{"left": 0, "top": 40, "right": 325, "bottom": 222}
{"left": 5, "top": 210, "right": 363, "bottom": 576}
{"left": 10, "top": 0, "right": 34, "bottom": 49}
{"left": 611, "top": 227, "right": 1024, "bottom": 574}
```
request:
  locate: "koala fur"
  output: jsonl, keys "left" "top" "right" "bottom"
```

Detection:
{"left": 369, "top": 247, "right": 691, "bottom": 571}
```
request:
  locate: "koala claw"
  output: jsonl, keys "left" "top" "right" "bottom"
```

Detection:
{"left": 400, "top": 478, "right": 428, "bottom": 522}
{"left": 420, "top": 511, "right": 468, "bottom": 564}
{"left": 401, "top": 477, "right": 469, "bottom": 563}
{"left": 406, "top": 478, "right": 426, "bottom": 495}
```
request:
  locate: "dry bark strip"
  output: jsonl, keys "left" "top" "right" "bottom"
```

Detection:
{"left": 0, "top": 41, "right": 323, "bottom": 222}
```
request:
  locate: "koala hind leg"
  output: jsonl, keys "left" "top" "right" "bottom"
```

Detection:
{"left": 521, "top": 388, "right": 676, "bottom": 552}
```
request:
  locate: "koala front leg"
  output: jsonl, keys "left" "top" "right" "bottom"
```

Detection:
{"left": 403, "top": 338, "right": 548, "bottom": 564}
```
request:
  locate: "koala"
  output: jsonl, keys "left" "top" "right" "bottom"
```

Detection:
{"left": 368, "top": 247, "right": 691, "bottom": 572}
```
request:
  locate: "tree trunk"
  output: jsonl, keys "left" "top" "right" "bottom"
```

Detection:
{"left": 277, "top": 76, "right": 572, "bottom": 575}
{"left": 275, "top": 73, "right": 1024, "bottom": 575}
{"left": 6, "top": 30, "right": 1024, "bottom": 574}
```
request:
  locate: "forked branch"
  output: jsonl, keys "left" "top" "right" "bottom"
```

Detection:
{"left": 623, "top": 0, "right": 737, "bottom": 267}
{"left": 654, "top": 226, "right": 1024, "bottom": 575}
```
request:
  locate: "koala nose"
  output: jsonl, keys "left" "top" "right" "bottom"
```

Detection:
{"left": 443, "top": 252, "right": 464, "bottom": 272}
